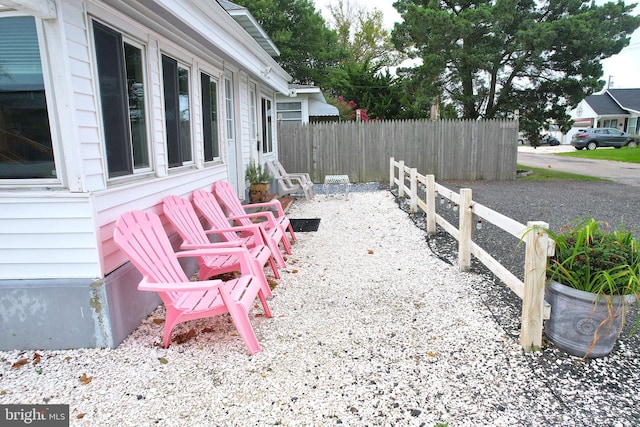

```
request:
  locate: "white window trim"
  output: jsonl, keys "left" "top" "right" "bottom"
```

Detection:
{"left": 0, "top": 14, "right": 62, "bottom": 188}
{"left": 199, "top": 67, "right": 224, "bottom": 165}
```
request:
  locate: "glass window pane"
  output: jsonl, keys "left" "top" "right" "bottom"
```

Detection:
{"left": 280, "top": 111, "right": 302, "bottom": 120}
{"left": 201, "top": 72, "right": 218, "bottom": 161}
{"left": 125, "top": 43, "right": 148, "bottom": 169}
{"left": 0, "top": 16, "right": 55, "bottom": 179}
{"left": 262, "top": 98, "right": 272, "bottom": 153}
{"left": 277, "top": 102, "right": 301, "bottom": 111}
{"left": 225, "top": 77, "right": 234, "bottom": 139}
{"left": 178, "top": 66, "right": 191, "bottom": 163}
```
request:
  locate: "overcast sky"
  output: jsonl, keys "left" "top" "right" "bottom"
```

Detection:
{"left": 313, "top": 0, "right": 640, "bottom": 90}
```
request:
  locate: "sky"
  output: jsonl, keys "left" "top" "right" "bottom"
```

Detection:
{"left": 313, "top": 0, "right": 640, "bottom": 90}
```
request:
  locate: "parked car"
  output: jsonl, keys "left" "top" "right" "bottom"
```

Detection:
{"left": 531, "top": 134, "right": 561, "bottom": 147}
{"left": 571, "top": 128, "right": 640, "bottom": 150}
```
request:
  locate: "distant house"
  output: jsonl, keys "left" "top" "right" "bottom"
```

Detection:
{"left": 0, "top": 0, "right": 290, "bottom": 350}
{"left": 569, "top": 88, "right": 640, "bottom": 139}
{"left": 276, "top": 85, "right": 339, "bottom": 124}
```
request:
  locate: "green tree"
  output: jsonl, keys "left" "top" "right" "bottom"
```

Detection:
{"left": 392, "top": 0, "right": 640, "bottom": 134}
{"left": 325, "top": 60, "right": 402, "bottom": 120}
{"left": 328, "top": 0, "right": 403, "bottom": 68}
{"left": 233, "top": 0, "right": 346, "bottom": 86}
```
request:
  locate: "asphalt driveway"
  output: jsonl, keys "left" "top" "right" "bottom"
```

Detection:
{"left": 517, "top": 145, "right": 640, "bottom": 187}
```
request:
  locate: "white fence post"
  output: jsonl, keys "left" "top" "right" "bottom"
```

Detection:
{"left": 398, "top": 161, "right": 405, "bottom": 198}
{"left": 389, "top": 157, "right": 395, "bottom": 189}
{"left": 426, "top": 174, "right": 436, "bottom": 235}
{"left": 410, "top": 168, "right": 418, "bottom": 213}
{"left": 458, "top": 188, "right": 472, "bottom": 272}
{"left": 520, "top": 221, "right": 550, "bottom": 351}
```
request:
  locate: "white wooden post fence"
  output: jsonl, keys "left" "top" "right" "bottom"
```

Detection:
{"left": 390, "top": 157, "right": 551, "bottom": 351}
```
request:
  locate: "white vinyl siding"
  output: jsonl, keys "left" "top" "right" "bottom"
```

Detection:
{"left": 0, "top": 0, "right": 287, "bottom": 280}
{"left": 0, "top": 195, "right": 100, "bottom": 279}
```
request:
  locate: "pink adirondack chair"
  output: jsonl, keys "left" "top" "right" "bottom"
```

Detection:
{"left": 212, "top": 180, "right": 296, "bottom": 254}
{"left": 113, "top": 210, "right": 272, "bottom": 354}
{"left": 190, "top": 190, "right": 286, "bottom": 275}
{"left": 162, "top": 194, "right": 280, "bottom": 284}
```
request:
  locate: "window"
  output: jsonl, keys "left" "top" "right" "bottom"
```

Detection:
{"left": 627, "top": 117, "right": 637, "bottom": 135}
{"left": 261, "top": 98, "right": 273, "bottom": 153}
{"left": 276, "top": 101, "right": 302, "bottom": 122}
{"left": 162, "top": 55, "right": 192, "bottom": 168}
{"left": 224, "top": 76, "right": 234, "bottom": 140}
{"left": 93, "top": 21, "right": 149, "bottom": 178}
{"left": 0, "top": 16, "right": 55, "bottom": 179}
{"left": 200, "top": 72, "right": 219, "bottom": 161}
{"left": 250, "top": 88, "right": 257, "bottom": 143}
{"left": 603, "top": 119, "right": 618, "bottom": 129}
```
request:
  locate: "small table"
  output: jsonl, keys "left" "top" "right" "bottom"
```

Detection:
{"left": 323, "top": 175, "right": 351, "bottom": 199}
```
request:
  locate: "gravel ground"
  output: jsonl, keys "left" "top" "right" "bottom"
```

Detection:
{"left": 1, "top": 183, "right": 639, "bottom": 426}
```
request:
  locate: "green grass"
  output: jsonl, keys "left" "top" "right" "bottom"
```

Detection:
{"left": 516, "top": 164, "right": 605, "bottom": 181}
{"left": 556, "top": 146, "right": 640, "bottom": 163}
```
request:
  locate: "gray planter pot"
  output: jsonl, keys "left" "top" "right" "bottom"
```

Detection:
{"left": 544, "top": 280, "right": 635, "bottom": 358}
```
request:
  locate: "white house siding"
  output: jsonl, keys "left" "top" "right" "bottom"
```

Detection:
{"left": 64, "top": 0, "right": 106, "bottom": 192}
{"left": 96, "top": 167, "right": 228, "bottom": 275}
{"left": 0, "top": 0, "right": 290, "bottom": 350}
{"left": 239, "top": 71, "right": 251, "bottom": 172}
{"left": 0, "top": 194, "right": 100, "bottom": 279}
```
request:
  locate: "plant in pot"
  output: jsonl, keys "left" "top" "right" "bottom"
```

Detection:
{"left": 544, "top": 217, "right": 639, "bottom": 358}
{"left": 245, "top": 161, "right": 272, "bottom": 203}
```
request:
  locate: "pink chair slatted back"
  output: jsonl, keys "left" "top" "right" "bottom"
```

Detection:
{"left": 191, "top": 190, "right": 241, "bottom": 242}
{"left": 162, "top": 195, "right": 211, "bottom": 247}
{"left": 113, "top": 211, "right": 188, "bottom": 298}
{"left": 212, "top": 181, "right": 253, "bottom": 227}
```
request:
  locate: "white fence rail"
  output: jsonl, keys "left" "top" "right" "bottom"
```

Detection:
{"left": 390, "top": 157, "right": 552, "bottom": 351}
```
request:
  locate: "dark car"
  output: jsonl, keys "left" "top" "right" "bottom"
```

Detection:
{"left": 571, "top": 128, "right": 639, "bottom": 150}
{"left": 531, "top": 134, "right": 561, "bottom": 146}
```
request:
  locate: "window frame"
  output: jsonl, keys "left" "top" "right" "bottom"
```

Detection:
{"left": 200, "top": 70, "right": 221, "bottom": 163}
{"left": 276, "top": 101, "right": 303, "bottom": 123}
{"left": 161, "top": 53, "right": 194, "bottom": 170}
{"left": 261, "top": 96, "right": 274, "bottom": 154}
{"left": 0, "top": 14, "right": 62, "bottom": 186}
{"left": 91, "top": 19, "right": 153, "bottom": 182}
{"left": 224, "top": 75, "right": 235, "bottom": 143}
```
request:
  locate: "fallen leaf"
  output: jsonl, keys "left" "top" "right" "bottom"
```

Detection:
{"left": 152, "top": 318, "right": 164, "bottom": 325}
{"left": 367, "top": 249, "right": 374, "bottom": 254}
{"left": 172, "top": 328, "right": 196, "bottom": 344}
{"left": 158, "top": 357, "right": 168, "bottom": 364}
{"left": 292, "top": 269, "right": 299, "bottom": 274}
{"left": 79, "top": 373, "right": 92, "bottom": 384}
{"left": 64, "top": 356, "right": 72, "bottom": 362}
{"left": 201, "top": 327, "right": 214, "bottom": 333}
{"left": 32, "top": 353, "right": 41, "bottom": 366}
{"left": 76, "top": 413, "right": 85, "bottom": 419}
{"left": 0, "top": 390, "right": 7, "bottom": 396}
{"left": 427, "top": 351, "right": 438, "bottom": 357}
{"left": 11, "top": 358, "right": 28, "bottom": 369}
{"left": 267, "top": 279, "right": 278, "bottom": 290}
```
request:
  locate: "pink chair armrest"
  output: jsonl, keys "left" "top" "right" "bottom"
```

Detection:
{"left": 137, "top": 278, "right": 223, "bottom": 292}
{"left": 179, "top": 240, "right": 245, "bottom": 250}
{"left": 242, "top": 199, "right": 285, "bottom": 217}
{"left": 227, "top": 211, "right": 279, "bottom": 227}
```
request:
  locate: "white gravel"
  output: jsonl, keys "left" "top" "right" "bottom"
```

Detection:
{"left": 0, "top": 190, "right": 634, "bottom": 426}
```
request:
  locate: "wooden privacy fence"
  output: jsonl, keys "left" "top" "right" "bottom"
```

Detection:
{"left": 278, "top": 119, "right": 518, "bottom": 183}
{"left": 390, "top": 157, "right": 553, "bottom": 351}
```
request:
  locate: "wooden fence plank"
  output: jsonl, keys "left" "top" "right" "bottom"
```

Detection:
{"left": 278, "top": 119, "right": 518, "bottom": 183}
